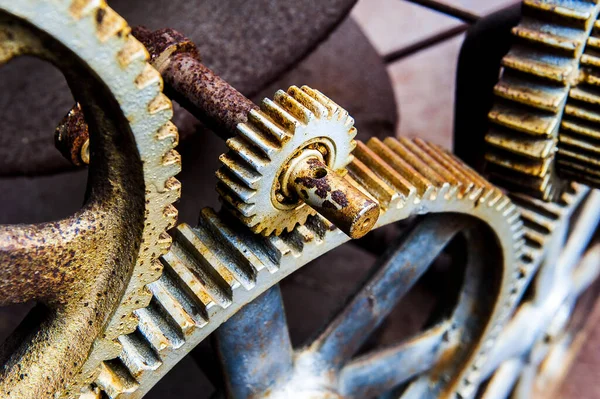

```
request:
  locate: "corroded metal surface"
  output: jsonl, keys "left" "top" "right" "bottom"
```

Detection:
{"left": 217, "top": 86, "right": 359, "bottom": 236}
{"left": 88, "top": 137, "right": 526, "bottom": 398}
{"left": 54, "top": 104, "right": 89, "bottom": 166}
{"left": 287, "top": 155, "right": 379, "bottom": 238}
{"left": 132, "top": 27, "right": 259, "bottom": 140}
{"left": 0, "top": 1, "right": 180, "bottom": 397}
{"left": 0, "top": 0, "right": 357, "bottom": 177}
{"left": 485, "top": 0, "right": 600, "bottom": 199}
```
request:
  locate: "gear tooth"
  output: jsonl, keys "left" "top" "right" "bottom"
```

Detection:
{"left": 367, "top": 137, "right": 432, "bottom": 197}
{"left": 261, "top": 93, "right": 303, "bottom": 132}
{"left": 247, "top": 106, "right": 289, "bottom": 144}
{"left": 512, "top": 23, "right": 583, "bottom": 54}
{"left": 559, "top": 132, "right": 600, "bottom": 156}
{"left": 502, "top": 47, "right": 575, "bottom": 83}
{"left": 237, "top": 121, "right": 279, "bottom": 158}
{"left": 117, "top": 34, "right": 149, "bottom": 68}
{"left": 226, "top": 136, "right": 270, "bottom": 171}
{"left": 347, "top": 157, "right": 399, "bottom": 208}
{"left": 565, "top": 103, "right": 600, "bottom": 123}
{"left": 94, "top": 4, "right": 128, "bottom": 42}
{"left": 489, "top": 104, "right": 558, "bottom": 137}
{"left": 272, "top": 89, "right": 314, "bottom": 124}
{"left": 523, "top": 0, "right": 595, "bottom": 22}
{"left": 569, "top": 86, "right": 600, "bottom": 106}
{"left": 486, "top": 129, "right": 556, "bottom": 159}
{"left": 217, "top": 183, "right": 256, "bottom": 218}
{"left": 300, "top": 85, "right": 338, "bottom": 114}
{"left": 288, "top": 85, "right": 328, "bottom": 118}
{"left": 385, "top": 137, "right": 446, "bottom": 188}
{"left": 354, "top": 140, "right": 415, "bottom": 198}
{"left": 485, "top": 150, "right": 552, "bottom": 177}
{"left": 414, "top": 138, "right": 478, "bottom": 197}
{"left": 400, "top": 138, "right": 463, "bottom": 191}
{"left": 219, "top": 153, "right": 261, "bottom": 189}
{"left": 494, "top": 73, "right": 569, "bottom": 112}
{"left": 216, "top": 169, "right": 257, "bottom": 203}
{"left": 156, "top": 121, "right": 179, "bottom": 147}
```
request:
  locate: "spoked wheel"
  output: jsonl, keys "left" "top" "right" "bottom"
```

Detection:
{"left": 480, "top": 190, "right": 600, "bottom": 398}
{"left": 215, "top": 214, "right": 504, "bottom": 398}
{"left": 0, "top": 1, "right": 180, "bottom": 397}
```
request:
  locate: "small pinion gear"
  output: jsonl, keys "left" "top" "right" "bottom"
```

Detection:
{"left": 217, "top": 85, "right": 357, "bottom": 236}
{"left": 485, "top": 0, "right": 600, "bottom": 200}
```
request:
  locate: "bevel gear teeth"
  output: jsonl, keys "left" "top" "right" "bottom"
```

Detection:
{"left": 217, "top": 85, "right": 357, "bottom": 236}
{"left": 485, "top": 0, "right": 600, "bottom": 200}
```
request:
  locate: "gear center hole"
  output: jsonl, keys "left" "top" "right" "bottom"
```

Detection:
{"left": 312, "top": 167, "right": 328, "bottom": 179}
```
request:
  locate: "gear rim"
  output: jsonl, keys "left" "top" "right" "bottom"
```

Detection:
{"left": 0, "top": 1, "right": 181, "bottom": 397}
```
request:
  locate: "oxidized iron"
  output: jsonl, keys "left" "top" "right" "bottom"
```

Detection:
{"left": 0, "top": 0, "right": 599, "bottom": 399}
{"left": 54, "top": 104, "right": 90, "bottom": 166}
{"left": 0, "top": 1, "right": 180, "bottom": 398}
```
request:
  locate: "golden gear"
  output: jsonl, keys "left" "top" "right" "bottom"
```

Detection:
{"left": 216, "top": 85, "right": 357, "bottom": 236}
{"left": 0, "top": 1, "right": 180, "bottom": 397}
{"left": 87, "top": 137, "right": 527, "bottom": 398}
{"left": 485, "top": 0, "right": 600, "bottom": 200}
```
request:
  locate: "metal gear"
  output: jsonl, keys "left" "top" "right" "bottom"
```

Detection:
{"left": 485, "top": 0, "right": 600, "bottom": 200}
{"left": 480, "top": 188, "right": 600, "bottom": 397}
{"left": 0, "top": 1, "right": 180, "bottom": 397}
{"left": 85, "top": 136, "right": 526, "bottom": 398}
{"left": 216, "top": 85, "right": 358, "bottom": 236}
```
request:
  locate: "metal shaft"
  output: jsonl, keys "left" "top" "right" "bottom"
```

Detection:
{"left": 132, "top": 27, "right": 258, "bottom": 140}
{"left": 288, "top": 156, "right": 379, "bottom": 239}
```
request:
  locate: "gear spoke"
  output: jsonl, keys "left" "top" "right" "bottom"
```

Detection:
{"left": 339, "top": 321, "right": 451, "bottom": 398}
{"left": 215, "top": 285, "right": 293, "bottom": 398}
{"left": 0, "top": 208, "right": 102, "bottom": 305}
{"left": 309, "top": 214, "right": 471, "bottom": 368}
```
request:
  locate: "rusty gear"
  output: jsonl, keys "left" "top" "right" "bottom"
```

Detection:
{"left": 85, "top": 137, "right": 528, "bottom": 398}
{"left": 485, "top": 0, "right": 600, "bottom": 199}
{"left": 0, "top": 1, "right": 180, "bottom": 397}
{"left": 216, "top": 85, "right": 357, "bottom": 236}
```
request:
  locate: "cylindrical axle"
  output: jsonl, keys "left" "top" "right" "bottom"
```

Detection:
{"left": 288, "top": 156, "right": 379, "bottom": 239}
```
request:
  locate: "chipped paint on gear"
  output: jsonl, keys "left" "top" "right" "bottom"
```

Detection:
{"left": 216, "top": 85, "right": 357, "bottom": 236}
{"left": 485, "top": 0, "right": 600, "bottom": 199}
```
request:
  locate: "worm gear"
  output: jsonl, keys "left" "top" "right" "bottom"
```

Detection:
{"left": 485, "top": 0, "right": 600, "bottom": 200}
{"left": 217, "top": 85, "right": 357, "bottom": 236}
{"left": 0, "top": 1, "right": 180, "bottom": 397}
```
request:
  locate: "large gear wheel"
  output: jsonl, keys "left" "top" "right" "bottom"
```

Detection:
{"left": 216, "top": 85, "right": 357, "bottom": 236}
{"left": 83, "top": 136, "right": 528, "bottom": 398}
{"left": 0, "top": 1, "right": 180, "bottom": 398}
{"left": 485, "top": 0, "right": 600, "bottom": 199}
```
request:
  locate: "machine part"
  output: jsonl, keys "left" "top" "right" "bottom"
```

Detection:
{"left": 85, "top": 136, "right": 526, "bottom": 398}
{"left": 131, "top": 27, "right": 259, "bottom": 140}
{"left": 0, "top": 1, "right": 180, "bottom": 398}
{"left": 480, "top": 189, "right": 600, "bottom": 398}
{"left": 61, "top": 27, "right": 376, "bottom": 237}
{"left": 285, "top": 155, "right": 379, "bottom": 239}
{"left": 215, "top": 214, "right": 497, "bottom": 399}
{"left": 217, "top": 86, "right": 361, "bottom": 236}
{"left": 54, "top": 104, "right": 90, "bottom": 166}
{"left": 484, "top": 0, "right": 600, "bottom": 199}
